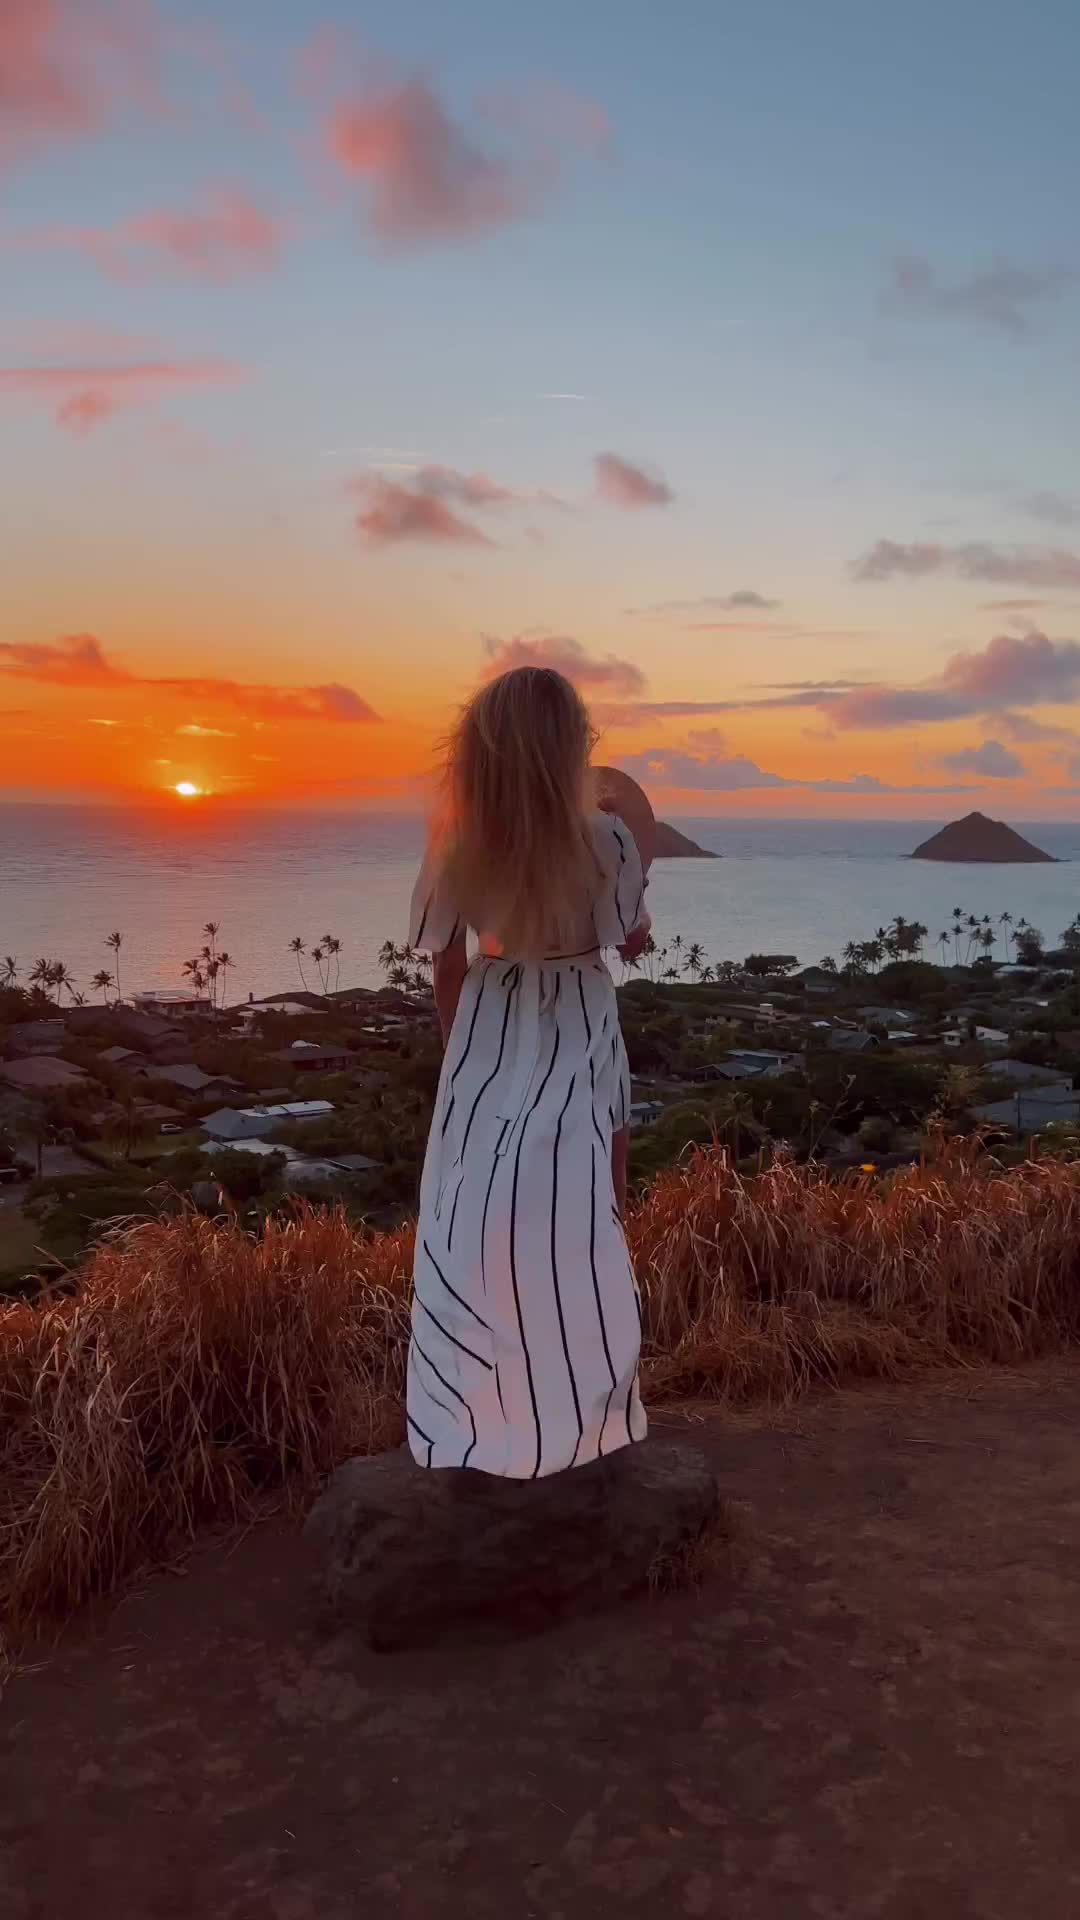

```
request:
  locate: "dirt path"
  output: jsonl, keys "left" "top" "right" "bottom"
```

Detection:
{"left": 5, "top": 1366, "right": 1080, "bottom": 1918}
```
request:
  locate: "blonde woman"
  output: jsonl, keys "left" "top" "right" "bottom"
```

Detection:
{"left": 406, "top": 665, "right": 651, "bottom": 1478}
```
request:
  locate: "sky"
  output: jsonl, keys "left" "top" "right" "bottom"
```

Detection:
{"left": 4, "top": 0, "right": 1080, "bottom": 818}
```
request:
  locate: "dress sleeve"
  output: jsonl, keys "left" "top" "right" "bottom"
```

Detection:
{"left": 408, "top": 845, "right": 465, "bottom": 954}
{"left": 591, "top": 813, "right": 646, "bottom": 950}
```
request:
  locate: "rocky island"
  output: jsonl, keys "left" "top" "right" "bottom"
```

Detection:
{"left": 912, "top": 811, "right": 1054, "bottom": 864}
{"left": 653, "top": 820, "right": 719, "bottom": 858}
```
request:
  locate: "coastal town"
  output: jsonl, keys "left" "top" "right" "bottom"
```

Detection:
{"left": 4, "top": 893, "right": 1080, "bottom": 1296}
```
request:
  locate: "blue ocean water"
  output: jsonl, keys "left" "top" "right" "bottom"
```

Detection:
{"left": 2, "top": 806, "right": 1079, "bottom": 1003}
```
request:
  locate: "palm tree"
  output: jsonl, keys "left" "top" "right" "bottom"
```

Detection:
{"left": 311, "top": 945, "right": 327, "bottom": 994}
{"left": 1, "top": 956, "right": 17, "bottom": 988}
{"left": 182, "top": 957, "right": 206, "bottom": 999}
{"left": 288, "top": 936, "right": 309, "bottom": 990}
{"left": 979, "top": 927, "right": 995, "bottom": 961}
{"left": 698, "top": 964, "right": 715, "bottom": 984}
{"left": 670, "top": 933, "right": 685, "bottom": 970}
{"left": 820, "top": 955, "right": 837, "bottom": 973}
{"left": 92, "top": 968, "right": 114, "bottom": 1003}
{"left": 951, "top": 909, "right": 965, "bottom": 965}
{"left": 999, "top": 910, "right": 1013, "bottom": 959}
{"left": 378, "top": 939, "right": 398, "bottom": 977}
{"left": 685, "top": 940, "right": 705, "bottom": 983}
{"left": 29, "top": 957, "right": 52, "bottom": 999}
{"left": 937, "top": 929, "right": 950, "bottom": 965}
{"left": 203, "top": 922, "right": 220, "bottom": 957}
{"left": 105, "top": 931, "right": 124, "bottom": 1002}
{"left": 217, "top": 951, "right": 233, "bottom": 1007}
{"left": 322, "top": 933, "right": 342, "bottom": 991}
{"left": 50, "top": 961, "right": 76, "bottom": 1003}
{"left": 864, "top": 938, "right": 884, "bottom": 972}
{"left": 965, "top": 914, "right": 981, "bottom": 965}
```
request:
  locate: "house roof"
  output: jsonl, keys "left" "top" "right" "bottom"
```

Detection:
{"left": 0, "top": 1055, "right": 90, "bottom": 1090}
{"left": 829, "top": 1030, "right": 877, "bottom": 1052}
{"left": 152, "top": 1064, "right": 235, "bottom": 1094}
{"left": 974, "top": 1090, "right": 1080, "bottom": 1135}
{"left": 269, "top": 1045, "right": 355, "bottom": 1067}
{"left": 99, "top": 1045, "right": 144, "bottom": 1066}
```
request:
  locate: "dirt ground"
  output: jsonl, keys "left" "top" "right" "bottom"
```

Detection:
{"left": 4, "top": 1364, "right": 1080, "bottom": 1919}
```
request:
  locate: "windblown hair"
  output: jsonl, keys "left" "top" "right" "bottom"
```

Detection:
{"left": 435, "top": 667, "right": 601, "bottom": 958}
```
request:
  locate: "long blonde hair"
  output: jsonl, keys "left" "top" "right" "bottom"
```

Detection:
{"left": 435, "top": 667, "right": 601, "bottom": 957}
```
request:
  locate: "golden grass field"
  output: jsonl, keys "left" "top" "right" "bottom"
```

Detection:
{"left": 3, "top": 1142, "right": 1080, "bottom": 1645}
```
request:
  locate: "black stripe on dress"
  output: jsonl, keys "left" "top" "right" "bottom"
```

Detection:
{"left": 416, "top": 1295, "right": 493, "bottom": 1370}
{"left": 460, "top": 966, "right": 522, "bottom": 1160}
{"left": 578, "top": 968, "right": 607, "bottom": 1152}
{"left": 422, "top": 1236, "right": 491, "bottom": 1330}
{"left": 414, "top": 896, "right": 432, "bottom": 947}
{"left": 550, "top": 1072, "right": 585, "bottom": 1465}
{"left": 407, "top": 1410, "right": 435, "bottom": 1467}
{"left": 441, "top": 961, "right": 491, "bottom": 1137}
{"left": 480, "top": 1120, "right": 510, "bottom": 1423}
{"left": 589, "top": 1138, "right": 618, "bottom": 1455}
{"left": 509, "top": 1023, "right": 562, "bottom": 1478}
{"left": 409, "top": 1345, "right": 458, "bottom": 1424}
{"left": 610, "top": 823, "right": 629, "bottom": 938}
{"left": 413, "top": 1332, "right": 478, "bottom": 1467}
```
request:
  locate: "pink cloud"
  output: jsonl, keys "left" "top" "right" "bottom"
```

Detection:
{"left": 0, "top": 0, "right": 159, "bottom": 170}
{"left": 352, "top": 475, "right": 494, "bottom": 546}
{"left": 304, "top": 37, "right": 607, "bottom": 249}
{"left": 0, "top": 356, "right": 245, "bottom": 432}
{"left": 594, "top": 452, "right": 674, "bottom": 509}
{"left": 483, "top": 633, "right": 645, "bottom": 698}
{"left": 22, "top": 190, "right": 284, "bottom": 283}
{"left": 0, "top": 634, "right": 379, "bottom": 722}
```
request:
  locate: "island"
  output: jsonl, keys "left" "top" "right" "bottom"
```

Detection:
{"left": 653, "top": 820, "right": 720, "bottom": 858}
{"left": 911, "top": 811, "right": 1054, "bottom": 864}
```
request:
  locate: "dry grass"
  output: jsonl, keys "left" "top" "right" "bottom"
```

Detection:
{"left": 3, "top": 1141, "right": 1080, "bottom": 1642}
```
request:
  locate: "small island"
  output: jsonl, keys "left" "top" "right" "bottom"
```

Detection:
{"left": 653, "top": 820, "right": 719, "bottom": 859}
{"left": 912, "top": 811, "right": 1054, "bottom": 864}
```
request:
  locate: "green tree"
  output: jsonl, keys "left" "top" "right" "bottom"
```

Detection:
{"left": 92, "top": 968, "right": 114, "bottom": 1003}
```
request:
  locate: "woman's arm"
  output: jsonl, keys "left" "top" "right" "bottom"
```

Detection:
{"left": 433, "top": 932, "right": 469, "bottom": 1046}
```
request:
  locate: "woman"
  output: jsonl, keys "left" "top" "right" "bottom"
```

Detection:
{"left": 406, "top": 665, "right": 651, "bottom": 1479}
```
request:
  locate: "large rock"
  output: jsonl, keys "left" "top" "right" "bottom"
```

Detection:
{"left": 304, "top": 1439, "right": 721, "bottom": 1651}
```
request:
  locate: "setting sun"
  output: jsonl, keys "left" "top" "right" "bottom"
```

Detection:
{"left": 174, "top": 782, "right": 201, "bottom": 798}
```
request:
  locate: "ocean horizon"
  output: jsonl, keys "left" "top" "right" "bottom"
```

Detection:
{"left": 4, "top": 804, "right": 1080, "bottom": 1004}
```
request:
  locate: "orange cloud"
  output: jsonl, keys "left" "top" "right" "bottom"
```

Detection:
{"left": 0, "top": 356, "right": 245, "bottom": 432}
{"left": 594, "top": 452, "right": 674, "bottom": 509}
{"left": 0, "top": 0, "right": 159, "bottom": 170}
{"left": 0, "top": 634, "right": 379, "bottom": 722}
{"left": 17, "top": 189, "right": 285, "bottom": 283}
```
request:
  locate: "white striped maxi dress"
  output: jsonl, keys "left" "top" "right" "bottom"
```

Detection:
{"left": 405, "top": 811, "right": 648, "bottom": 1478}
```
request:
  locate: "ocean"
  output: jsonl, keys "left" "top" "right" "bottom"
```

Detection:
{"left": 3, "top": 805, "right": 1080, "bottom": 1005}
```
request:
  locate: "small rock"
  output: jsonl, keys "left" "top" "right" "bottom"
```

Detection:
{"left": 304, "top": 1439, "right": 722, "bottom": 1651}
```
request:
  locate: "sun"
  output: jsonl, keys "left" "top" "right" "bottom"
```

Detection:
{"left": 174, "top": 781, "right": 201, "bottom": 798}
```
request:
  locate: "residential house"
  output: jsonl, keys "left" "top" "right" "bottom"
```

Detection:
{"left": 973, "top": 1087, "right": 1080, "bottom": 1138}
{"left": 975, "top": 1027, "right": 1010, "bottom": 1049}
{"left": 629, "top": 1100, "right": 664, "bottom": 1129}
{"left": 0, "top": 1056, "right": 91, "bottom": 1092}
{"left": 131, "top": 989, "right": 206, "bottom": 1016}
{"left": 7, "top": 1021, "right": 66, "bottom": 1057}
{"left": 793, "top": 967, "right": 838, "bottom": 993}
{"left": 139, "top": 1064, "right": 240, "bottom": 1100}
{"left": 270, "top": 1043, "right": 356, "bottom": 1074}
{"left": 202, "top": 1101, "right": 335, "bottom": 1142}
{"left": 98, "top": 1045, "right": 146, "bottom": 1069}
{"left": 985, "top": 1060, "right": 1073, "bottom": 1091}
{"left": 828, "top": 1029, "right": 878, "bottom": 1054}
{"left": 857, "top": 1007, "right": 915, "bottom": 1027}
{"left": 726, "top": 1049, "right": 795, "bottom": 1077}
